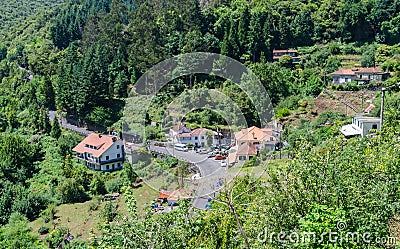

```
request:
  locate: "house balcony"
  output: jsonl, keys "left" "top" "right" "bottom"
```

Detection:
{"left": 99, "top": 157, "right": 124, "bottom": 165}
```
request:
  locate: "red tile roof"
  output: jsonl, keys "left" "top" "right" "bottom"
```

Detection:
{"left": 190, "top": 128, "right": 209, "bottom": 135}
{"left": 355, "top": 67, "right": 384, "bottom": 74}
{"left": 172, "top": 123, "right": 186, "bottom": 132}
{"left": 237, "top": 142, "right": 258, "bottom": 156}
{"left": 234, "top": 126, "right": 275, "bottom": 143}
{"left": 169, "top": 188, "right": 191, "bottom": 201}
{"left": 158, "top": 189, "right": 191, "bottom": 201}
{"left": 331, "top": 67, "right": 387, "bottom": 76}
{"left": 158, "top": 190, "right": 170, "bottom": 199}
{"left": 72, "top": 133, "right": 120, "bottom": 158}
{"left": 330, "top": 68, "right": 357, "bottom": 76}
{"left": 177, "top": 133, "right": 191, "bottom": 137}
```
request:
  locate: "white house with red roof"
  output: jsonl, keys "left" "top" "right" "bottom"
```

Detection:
{"left": 234, "top": 126, "right": 278, "bottom": 151}
{"left": 228, "top": 126, "right": 279, "bottom": 164}
{"left": 169, "top": 123, "right": 223, "bottom": 147}
{"left": 73, "top": 133, "right": 124, "bottom": 172}
{"left": 331, "top": 67, "right": 389, "bottom": 85}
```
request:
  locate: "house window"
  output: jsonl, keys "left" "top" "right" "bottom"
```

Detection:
{"left": 270, "top": 137, "right": 274, "bottom": 141}
{"left": 117, "top": 145, "right": 120, "bottom": 149}
{"left": 106, "top": 156, "right": 109, "bottom": 160}
{"left": 118, "top": 163, "right": 121, "bottom": 168}
{"left": 117, "top": 154, "right": 120, "bottom": 158}
{"left": 106, "top": 165, "right": 109, "bottom": 170}
{"left": 201, "top": 136, "right": 204, "bottom": 139}
{"left": 372, "top": 124, "right": 378, "bottom": 129}
{"left": 239, "top": 156, "right": 246, "bottom": 161}
{"left": 194, "top": 136, "right": 198, "bottom": 140}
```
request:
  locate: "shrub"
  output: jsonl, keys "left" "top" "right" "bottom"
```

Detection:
{"left": 344, "top": 82, "right": 360, "bottom": 91}
{"left": 38, "top": 226, "right": 49, "bottom": 235}
{"left": 276, "top": 108, "right": 291, "bottom": 118}
{"left": 106, "top": 178, "right": 124, "bottom": 193}
{"left": 88, "top": 200, "right": 100, "bottom": 211}
{"left": 56, "top": 178, "right": 89, "bottom": 204}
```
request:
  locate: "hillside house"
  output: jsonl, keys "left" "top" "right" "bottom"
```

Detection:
{"left": 272, "top": 49, "right": 300, "bottom": 62}
{"left": 340, "top": 115, "right": 381, "bottom": 138}
{"left": 73, "top": 133, "right": 124, "bottom": 172}
{"left": 234, "top": 126, "right": 278, "bottom": 152}
{"left": 169, "top": 123, "right": 225, "bottom": 147}
{"left": 331, "top": 67, "right": 389, "bottom": 85}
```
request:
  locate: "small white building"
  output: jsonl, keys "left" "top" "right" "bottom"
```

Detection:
{"left": 331, "top": 67, "right": 390, "bottom": 85}
{"left": 73, "top": 133, "right": 124, "bottom": 172}
{"left": 340, "top": 116, "right": 380, "bottom": 138}
{"left": 169, "top": 123, "right": 225, "bottom": 147}
{"left": 330, "top": 68, "right": 358, "bottom": 85}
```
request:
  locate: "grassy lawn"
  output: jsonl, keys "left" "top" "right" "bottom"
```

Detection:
{"left": 29, "top": 198, "right": 106, "bottom": 243}
{"left": 228, "top": 158, "right": 290, "bottom": 180}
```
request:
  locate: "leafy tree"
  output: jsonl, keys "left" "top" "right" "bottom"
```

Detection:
{"left": 56, "top": 178, "right": 88, "bottom": 204}
{"left": 90, "top": 174, "right": 107, "bottom": 196}
{"left": 50, "top": 119, "right": 62, "bottom": 139}
{"left": 0, "top": 213, "right": 45, "bottom": 248}
{"left": 361, "top": 44, "right": 376, "bottom": 67}
{"left": 0, "top": 134, "right": 37, "bottom": 184}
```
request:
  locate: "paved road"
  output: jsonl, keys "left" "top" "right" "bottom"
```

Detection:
{"left": 49, "top": 111, "right": 93, "bottom": 136}
{"left": 145, "top": 145, "right": 229, "bottom": 209}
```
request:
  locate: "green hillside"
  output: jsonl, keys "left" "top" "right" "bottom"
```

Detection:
{"left": 0, "top": 0, "right": 399, "bottom": 248}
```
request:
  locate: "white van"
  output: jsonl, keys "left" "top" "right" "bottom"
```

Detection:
{"left": 174, "top": 143, "right": 188, "bottom": 152}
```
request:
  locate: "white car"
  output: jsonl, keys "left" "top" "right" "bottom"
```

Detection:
{"left": 220, "top": 159, "right": 227, "bottom": 167}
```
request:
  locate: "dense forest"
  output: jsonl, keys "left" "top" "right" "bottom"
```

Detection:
{"left": 0, "top": 0, "right": 400, "bottom": 248}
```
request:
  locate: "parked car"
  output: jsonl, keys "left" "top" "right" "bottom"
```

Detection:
{"left": 220, "top": 159, "right": 227, "bottom": 167}
{"left": 196, "top": 148, "right": 208, "bottom": 154}
{"left": 214, "top": 154, "right": 226, "bottom": 160}
{"left": 208, "top": 151, "right": 217, "bottom": 158}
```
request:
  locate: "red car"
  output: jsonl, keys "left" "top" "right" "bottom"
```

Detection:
{"left": 214, "top": 154, "right": 226, "bottom": 160}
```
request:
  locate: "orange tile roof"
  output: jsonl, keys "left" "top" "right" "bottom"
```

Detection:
{"left": 355, "top": 67, "right": 384, "bottom": 74}
{"left": 168, "top": 189, "right": 191, "bottom": 201}
{"left": 158, "top": 190, "right": 170, "bottom": 199}
{"left": 234, "top": 126, "right": 275, "bottom": 142}
{"left": 331, "top": 68, "right": 357, "bottom": 76}
{"left": 172, "top": 123, "right": 186, "bottom": 132}
{"left": 72, "top": 133, "right": 120, "bottom": 158}
{"left": 191, "top": 128, "right": 209, "bottom": 135}
{"left": 237, "top": 142, "right": 257, "bottom": 156}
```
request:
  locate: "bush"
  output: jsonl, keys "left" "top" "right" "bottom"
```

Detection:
{"left": 46, "top": 226, "right": 68, "bottom": 248}
{"left": 38, "top": 226, "right": 49, "bottom": 235}
{"left": 56, "top": 178, "right": 89, "bottom": 204}
{"left": 276, "top": 108, "right": 291, "bottom": 118}
{"left": 89, "top": 174, "right": 107, "bottom": 196}
{"left": 298, "top": 99, "right": 308, "bottom": 108}
{"left": 88, "top": 200, "right": 101, "bottom": 211}
{"left": 106, "top": 178, "right": 124, "bottom": 193}
{"left": 344, "top": 82, "right": 360, "bottom": 91}
{"left": 102, "top": 202, "right": 117, "bottom": 222}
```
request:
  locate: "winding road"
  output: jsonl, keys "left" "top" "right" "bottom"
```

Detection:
{"left": 143, "top": 144, "right": 229, "bottom": 209}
